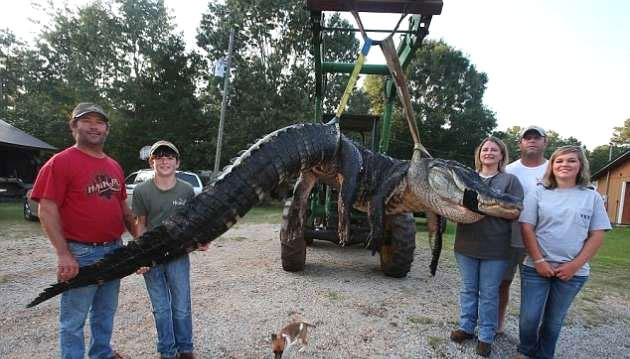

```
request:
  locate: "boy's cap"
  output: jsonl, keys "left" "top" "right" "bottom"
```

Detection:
{"left": 71, "top": 102, "right": 108, "bottom": 121}
{"left": 149, "top": 140, "right": 179, "bottom": 157}
{"left": 520, "top": 125, "right": 546, "bottom": 138}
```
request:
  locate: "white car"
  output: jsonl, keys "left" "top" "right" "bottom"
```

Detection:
{"left": 124, "top": 169, "right": 203, "bottom": 207}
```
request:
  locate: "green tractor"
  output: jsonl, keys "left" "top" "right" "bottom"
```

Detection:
{"left": 281, "top": 0, "right": 443, "bottom": 277}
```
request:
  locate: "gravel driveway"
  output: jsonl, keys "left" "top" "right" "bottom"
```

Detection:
{"left": 1, "top": 221, "right": 629, "bottom": 358}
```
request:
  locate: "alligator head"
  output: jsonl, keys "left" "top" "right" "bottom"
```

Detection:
{"left": 407, "top": 154, "right": 523, "bottom": 224}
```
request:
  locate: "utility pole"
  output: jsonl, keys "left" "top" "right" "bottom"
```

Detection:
{"left": 604, "top": 143, "right": 613, "bottom": 212}
{"left": 213, "top": 29, "right": 235, "bottom": 174}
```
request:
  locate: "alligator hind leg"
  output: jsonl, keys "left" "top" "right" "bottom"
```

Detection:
{"left": 281, "top": 171, "right": 318, "bottom": 271}
{"left": 337, "top": 139, "right": 362, "bottom": 246}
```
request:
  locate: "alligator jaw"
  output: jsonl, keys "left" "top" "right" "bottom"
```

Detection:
{"left": 476, "top": 192, "right": 521, "bottom": 220}
{"left": 422, "top": 158, "right": 523, "bottom": 222}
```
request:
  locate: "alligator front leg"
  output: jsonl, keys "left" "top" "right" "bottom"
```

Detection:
{"left": 280, "top": 171, "right": 319, "bottom": 272}
{"left": 426, "top": 211, "right": 445, "bottom": 276}
{"left": 280, "top": 171, "right": 318, "bottom": 243}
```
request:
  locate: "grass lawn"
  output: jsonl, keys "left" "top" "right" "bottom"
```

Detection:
{"left": 0, "top": 201, "right": 23, "bottom": 222}
{"left": 239, "top": 202, "right": 284, "bottom": 225}
{"left": 588, "top": 225, "right": 630, "bottom": 297}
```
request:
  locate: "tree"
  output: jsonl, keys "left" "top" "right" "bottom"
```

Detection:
{"left": 196, "top": 1, "right": 358, "bottom": 168}
{"left": 542, "top": 130, "right": 582, "bottom": 158}
{"left": 493, "top": 126, "right": 583, "bottom": 163}
{"left": 611, "top": 118, "right": 630, "bottom": 146}
{"left": 588, "top": 145, "right": 627, "bottom": 175}
{"left": 587, "top": 118, "right": 629, "bottom": 174}
{"left": 371, "top": 40, "right": 497, "bottom": 166}
{"left": 3, "top": 0, "right": 208, "bottom": 172}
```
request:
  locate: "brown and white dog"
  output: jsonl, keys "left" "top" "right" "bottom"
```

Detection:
{"left": 271, "top": 321, "right": 316, "bottom": 358}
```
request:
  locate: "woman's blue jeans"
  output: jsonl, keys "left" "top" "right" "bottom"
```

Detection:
{"left": 518, "top": 265, "right": 587, "bottom": 359}
{"left": 60, "top": 240, "right": 122, "bottom": 359}
{"left": 143, "top": 254, "right": 193, "bottom": 358}
{"left": 455, "top": 253, "right": 509, "bottom": 343}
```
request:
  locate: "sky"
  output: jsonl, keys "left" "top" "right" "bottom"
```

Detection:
{"left": 1, "top": 0, "right": 628, "bottom": 150}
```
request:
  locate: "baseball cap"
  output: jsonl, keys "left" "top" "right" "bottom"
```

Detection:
{"left": 149, "top": 140, "right": 180, "bottom": 158}
{"left": 519, "top": 125, "right": 546, "bottom": 138}
{"left": 71, "top": 102, "right": 108, "bottom": 121}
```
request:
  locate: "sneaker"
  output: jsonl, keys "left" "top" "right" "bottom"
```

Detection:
{"left": 476, "top": 341, "right": 492, "bottom": 357}
{"left": 178, "top": 353, "right": 195, "bottom": 359}
{"left": 450, "top": 329, "right": 475, "bottom": 343}
{"left": 111, "top": 352, "right": 127, "bottom": 359}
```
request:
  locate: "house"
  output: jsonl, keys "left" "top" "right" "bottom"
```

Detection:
{"left": 0, "top": 119, "right": 56, "bottom": 197}
{"left": 592, "top": 150, "right": 630, "bottom": 225}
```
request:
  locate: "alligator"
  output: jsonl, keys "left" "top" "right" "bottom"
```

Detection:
{"left": 28, "top": 122, "right": 521, "bottom": 308}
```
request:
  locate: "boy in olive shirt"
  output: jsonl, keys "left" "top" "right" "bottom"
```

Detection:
{"left": 132, "top": 140, "right": 207, "bottom": 359}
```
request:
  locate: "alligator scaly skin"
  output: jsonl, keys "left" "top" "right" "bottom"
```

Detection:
{"left": 28, "top": 122, "right": 522, "bottom": 307}
{"left": 28, "top": 123, "right": 339, "bottom": 307}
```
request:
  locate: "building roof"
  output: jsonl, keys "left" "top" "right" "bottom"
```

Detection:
{"left": 591, "top": 150, "right": 630, "bottom": 180}
{"left": 0, "top": 119, "right": 56, "bottom": 151}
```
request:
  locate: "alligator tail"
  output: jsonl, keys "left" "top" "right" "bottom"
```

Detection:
{"left": 28, "top": 123, "right": 340, "bottom": 308}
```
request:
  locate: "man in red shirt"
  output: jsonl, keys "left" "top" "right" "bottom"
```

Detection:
{"left": 31, "top": 102, "right": 134, "bottom": 359}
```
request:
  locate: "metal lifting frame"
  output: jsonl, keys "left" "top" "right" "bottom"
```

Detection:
{"left": 306, "top": 0, "right": 442, "bottom": 153}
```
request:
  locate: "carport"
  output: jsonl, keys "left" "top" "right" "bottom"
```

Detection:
{"left": 0, "top": 119, "right": 56, "bottom": 197}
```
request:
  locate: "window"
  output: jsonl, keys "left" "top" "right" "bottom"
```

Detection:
{"left": 176, "top": 172, "right": 200, "bottom": 188}
{"left": 124, "top": 173, "right": 137, "bottom": 185}
{"left": 135, "top": 171, "right": 154, "bottom": 184}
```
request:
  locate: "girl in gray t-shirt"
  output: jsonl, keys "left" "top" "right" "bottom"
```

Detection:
{"left": 516, "top": 146, "right": 611, "bottom": 359}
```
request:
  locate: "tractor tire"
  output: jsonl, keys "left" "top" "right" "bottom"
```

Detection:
{"left": 379, "top": 212, "right": 416, "bottom": 278}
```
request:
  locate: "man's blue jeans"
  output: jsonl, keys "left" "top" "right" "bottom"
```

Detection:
{"left": 60, "top": 240, "right": 122, "bottom": 359}
{"left": 518, "top": 265, "right": 587, "bottom": 359}
{"left": 143, "top": 254, "right": 193, "bottom": 358}
{"left": 455, "top": 253, "right": 509, "bottom": 343}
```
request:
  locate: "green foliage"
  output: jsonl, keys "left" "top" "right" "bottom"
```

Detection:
{"left": 196, "top": 1, "right": 359, "bottom": 168}
{"left": 363, "top": 75, "right": 385, "bottom": 115}
{"left": 588, "top": 118, "right": 629, "bottom": 174}
{"left": 588, "top": 144, "right": 627, "bottom": 174}
{"left": 493, "top": 125, "right": 584, "bottom": 164}
{"left": 1, "top": 0, "right": 208, "bottom": 173}
{"left": 4, "top": 0, "right": 622, "bottom": 179}
{"left": 611, "top": 118, "right": 630, "bottom": 146}
{"left": 544, "top": 130, "right": 583, "bottom": 158}
{"left": 386, "top": 41, "right": 496, "bottom": 166}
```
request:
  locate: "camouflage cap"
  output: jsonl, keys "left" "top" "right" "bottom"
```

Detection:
{"left": 71, "top": 102, "right": 108, "bottom": 121}
{"left": 149, "top": 140, "right": 180, "bottom": 157}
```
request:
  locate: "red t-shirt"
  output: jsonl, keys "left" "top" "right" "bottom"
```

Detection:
{"left": 31, "top": 147, "right": 127, "bottom": 243}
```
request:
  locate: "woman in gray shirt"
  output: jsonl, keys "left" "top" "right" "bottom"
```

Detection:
{"left": 515, "top": 146, "right": 611, "bottom": 359}
{"left": 450, "top": 137, "right": 523, "bottom": 357}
